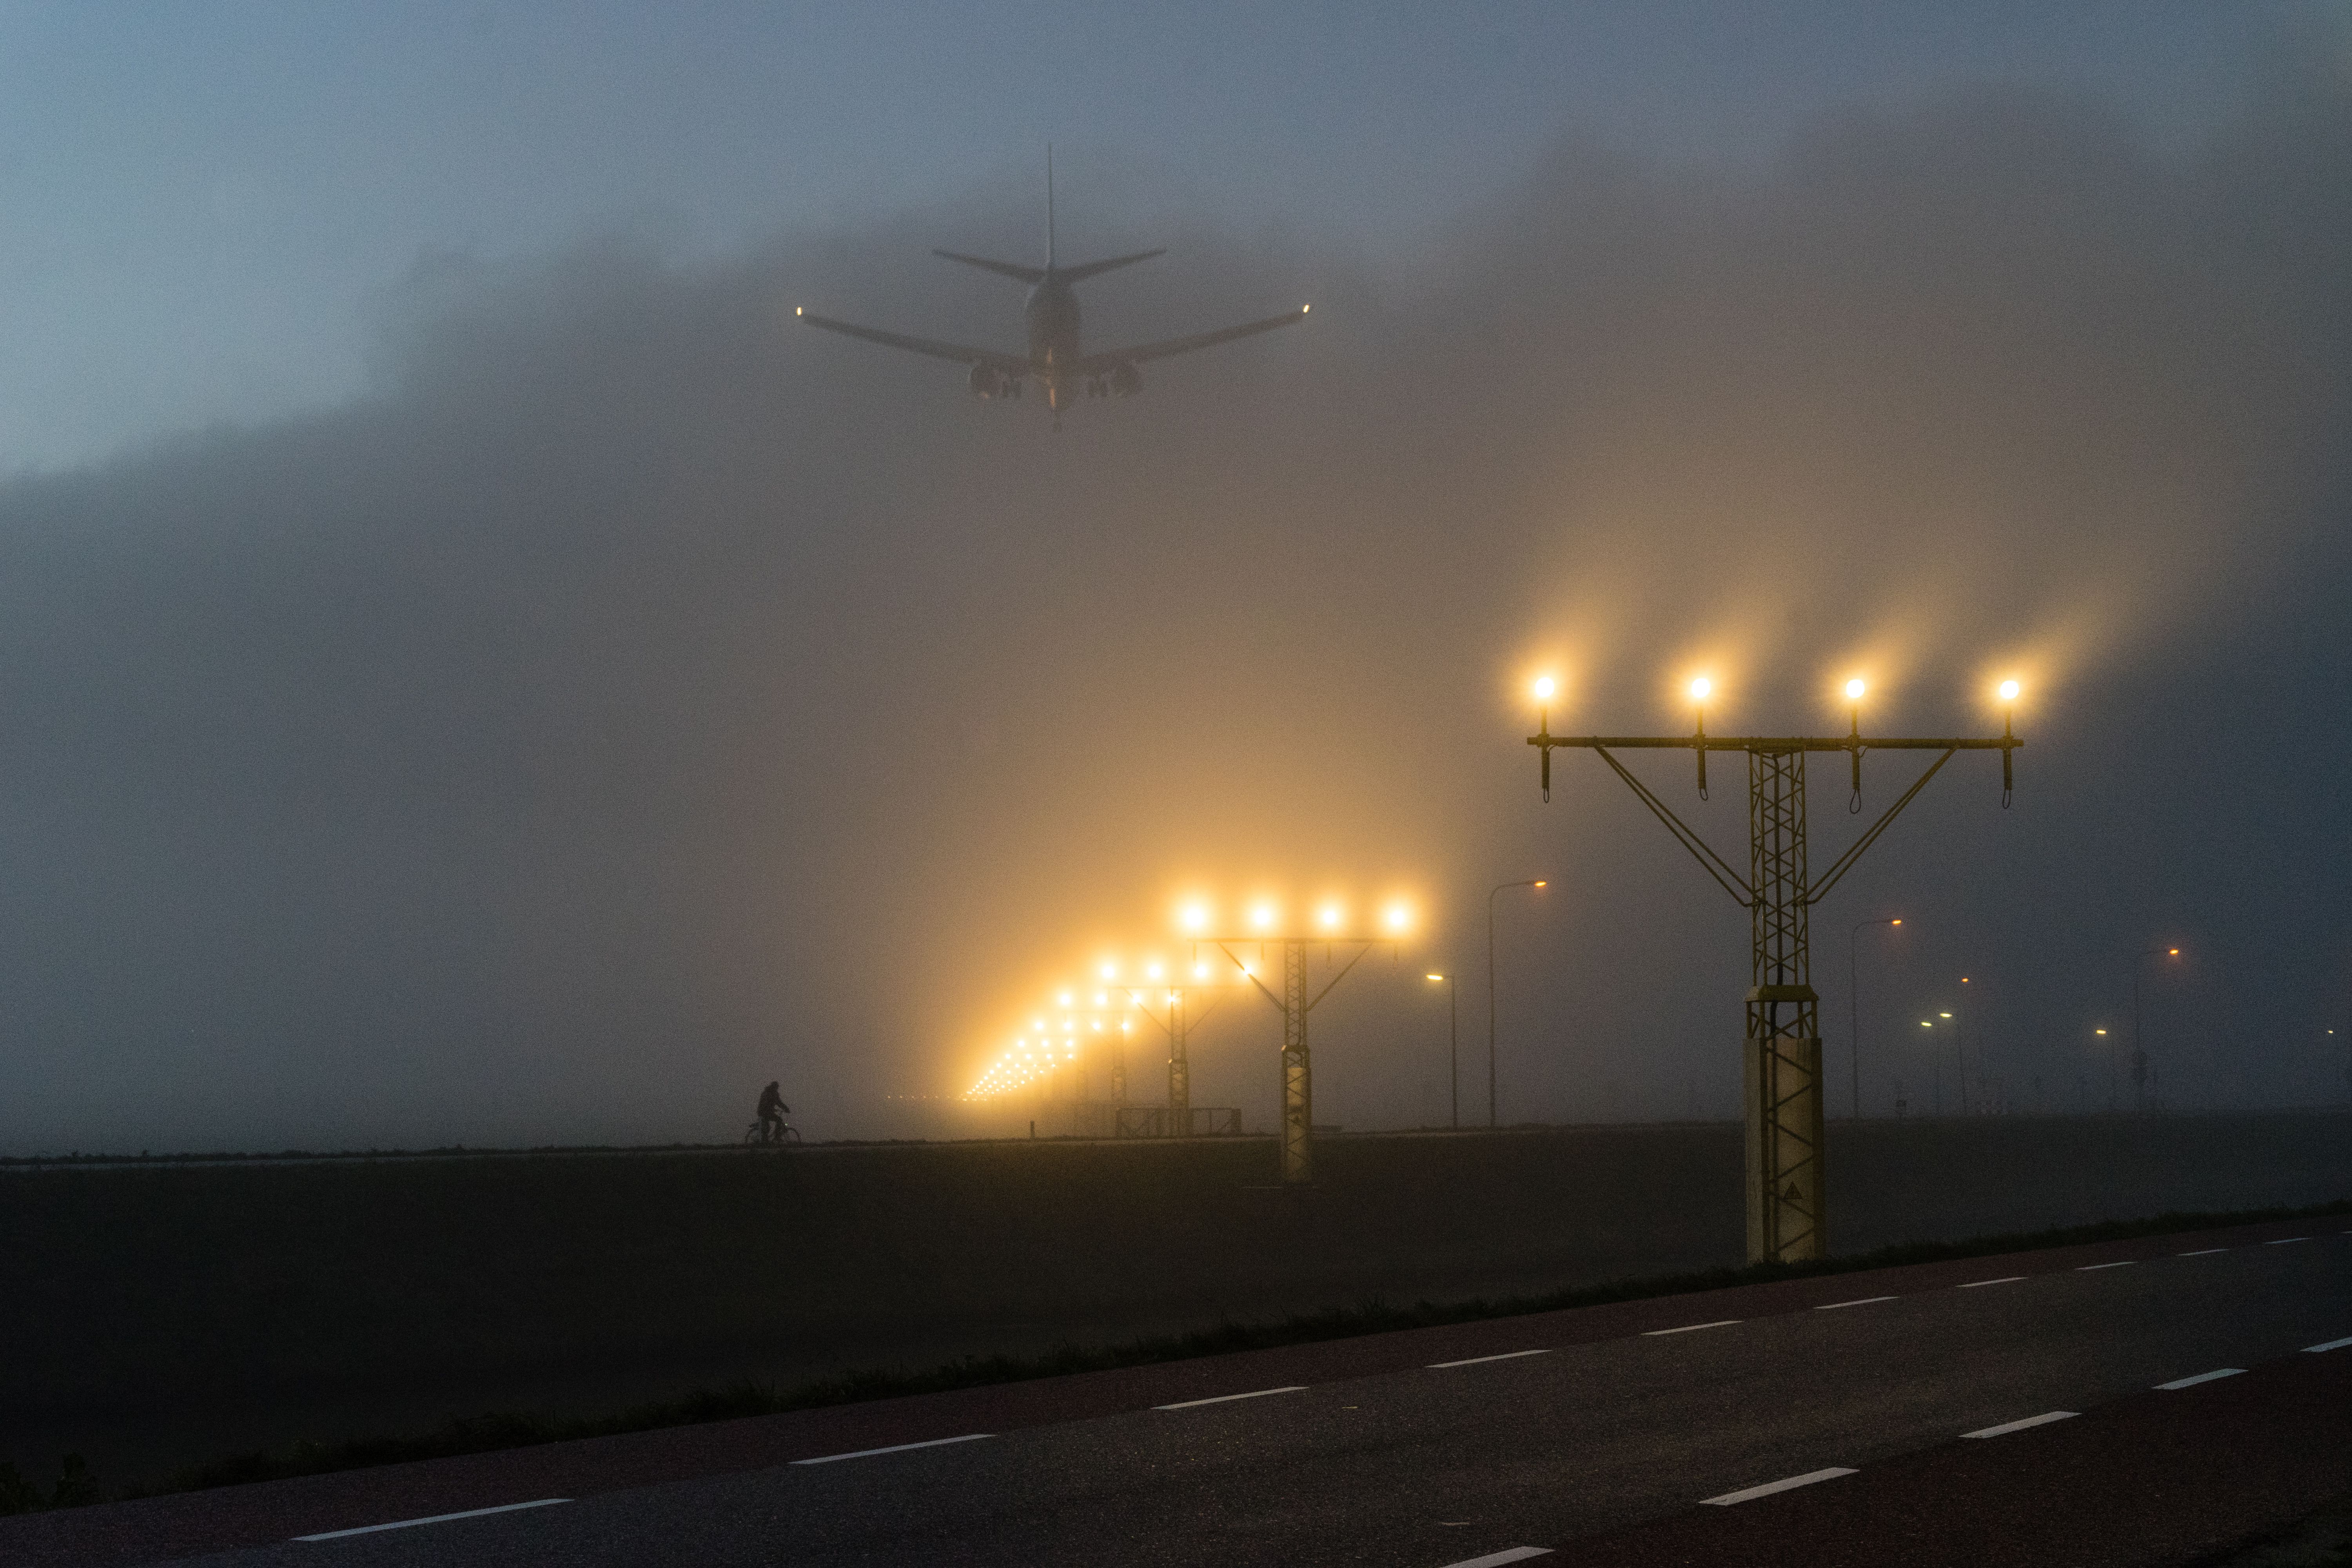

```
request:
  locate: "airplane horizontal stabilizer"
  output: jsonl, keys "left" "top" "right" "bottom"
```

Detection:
{"left": 1074, "top": 306, "right": 1308, "bottom": 373}
{"left": 1054, "top": 249, "right": 1167, "bottom": 284}
{"left": 797, "top": 312, "right": 1031, "bottom": 374}
{"left": 932, "top": 250, "right": 1048, "bottom": 285}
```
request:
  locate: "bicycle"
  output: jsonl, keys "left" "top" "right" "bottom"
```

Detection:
{"left": 742, "top": 1120, "right": 801, "bottom": 1146}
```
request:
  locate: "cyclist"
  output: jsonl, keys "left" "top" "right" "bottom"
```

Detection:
{"left": 756, "top": 1081, "right": 791, "bottom": 1144}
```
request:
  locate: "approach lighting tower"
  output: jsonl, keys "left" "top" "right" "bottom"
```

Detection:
{"left": 1178, "top": 897, "right": 1414, "bottom": 1184}
{"left": 1524, "top": 675, "right": 2023, "bottom": 1265}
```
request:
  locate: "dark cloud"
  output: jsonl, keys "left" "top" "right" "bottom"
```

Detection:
{"left": 2, "top": 63, "right": 2348, "bottom": 1152}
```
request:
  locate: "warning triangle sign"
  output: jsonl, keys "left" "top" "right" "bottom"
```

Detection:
{"left": 1782, "top": 1182, "right": 1803, "bottom": 1201}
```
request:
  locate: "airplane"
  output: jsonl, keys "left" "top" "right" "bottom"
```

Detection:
{"left": 795, "top": 150, "right": 1307, "bottom": 428}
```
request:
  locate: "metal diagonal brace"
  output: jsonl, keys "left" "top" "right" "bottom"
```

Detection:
{"left": 1805, "top": 748, "right": 1955, "bottom": 906}
{"left": 1304, "top": 942, "right": 1381, "bottom": 1014}
{"left": 1592, "top": 745, "right": 1752, "bottom": 906}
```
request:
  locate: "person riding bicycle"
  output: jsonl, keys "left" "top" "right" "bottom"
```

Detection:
{"left": 756, "top": 1081, "right": 791, "bottom": 1143}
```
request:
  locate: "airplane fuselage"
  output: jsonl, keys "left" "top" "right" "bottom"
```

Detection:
{"left": 1023, "top": 274, "right": 1084, "bottom": 412}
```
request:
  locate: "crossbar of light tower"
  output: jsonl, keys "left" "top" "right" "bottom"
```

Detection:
{"left": 1524, "top": 673, "right": 2024, "bottom": 1265}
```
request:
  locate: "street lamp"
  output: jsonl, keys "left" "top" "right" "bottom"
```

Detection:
{"left": 1487, "top": 878, "right": 1550, "bottom": 1129}
{"left": 1426, "top": 973, "right": 1457, "bottom": 1128}
{"left": 2131, "top": 946, "right": 2181, "bottom": 1112}
{"left": 1848, "top": 916, "right": 1902, "bottom": 1119}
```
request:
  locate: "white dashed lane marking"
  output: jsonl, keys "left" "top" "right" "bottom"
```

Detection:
{"left": 1642, "top": 1319, "right": 1741, "bottom": 1337}
{"left": 789, "top": 1434, "right": 993, "bottom": 1465}
{"left": 1962, "top": 1411, "right": 2077, "bottom": 1439}
{"left": 1154, "top": 1386, "right": 1307, "bottom": 1410}
{"left": 1959, "top": 1276, "right": 2026, "bottom": 1288}
{"left": 295, "top": 1500, "right": 570, "bottom": 1541}
{"left": 2156, "top": 1368, "right": 2245, "bottom": 1390}
{"left": 1702, "top": 1468, "right": 1857, "bottom": 1506}
{"left": 1814, "top": 1296, "right": 1897, "bottom": 1310}
{"left": 2078, "top": 1261, "right": 2137, "bottom": 1271}
{"left": 1434, "top": 1549, "right": 1553, "bottom": 1567}
{"left": 2303, "top": 1336, "right": 2352, "bottom": 1354}
{"left": 2177, "top": 1248, "right": 2228, "bottom": 1256}
{"left": 1429, "top": 1349, "right": 1553, "bottom": 1368}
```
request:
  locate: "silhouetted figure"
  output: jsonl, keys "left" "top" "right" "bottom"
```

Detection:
{"left": 757, "top": 1081, "right": 790, "bottom": 1144}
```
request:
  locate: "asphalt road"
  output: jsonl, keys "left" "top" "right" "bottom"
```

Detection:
{"left": 14, "top": 1215, "right": 2350, "bottom": 1567}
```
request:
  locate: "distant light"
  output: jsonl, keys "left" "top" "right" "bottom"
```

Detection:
{"left": 795, "top": 306, "right": 803, "bottom": 316}
{"left": 1383, "top": 902, "right": 1412, "bottom": 933}
{"left": 1146, "top": 963, "right": 1163, "bottom": 981}
{"left": 1193, "top": 962, "right": 1209, "bottom": 979}
{"left": 1301, "top": 303, "right": 1310, "bottom": 313}
{"left": 1690, "top": 677, "right": 1712, "bottom": 701}
{"left": 1998, "top": 679, "right": 2020, "bottom": 702}
{"left": 1425, "top": 973, "right": 1445, "bottom": 982}
{"left": 1920, "top": 1021, "right": 1932, "bottom": 1027}
{"left": 2096, "top": 1029, "right": 2107, "bottom": 1035}
{"left": 1533, "top": 675, "right": 1555, "bottom": 702}
{"left": 1891, "top": 919, "right": 1902, "bottom": 926}
{"left": 1845, "top": 678, "right": 1865, "bottom": 701}
{"left": 2168, "top": 948, "right": 2179, "bottom": 956}
{"left": 1100, "top": 962, "right": 1117, "bottom": 980}
{"left": 1533, "top": 880, "right": 1548, "bottom": 889}
{"left": 1250, "top": 904, "right": 1276, "bottom": 930}
{"left": 1179, "top": 902, "right": 1210, "bottom": 932}
{"left": 1940, "top": 1012, "right": 1953, "bottom": 1018}
{"left": 1058, "top": 992, "right": 1072, "bottom": 1006}
{"left": 1318, "top": 903, "right": 1343, "bottom": 929}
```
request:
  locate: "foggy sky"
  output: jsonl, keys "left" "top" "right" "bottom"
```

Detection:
{"left": 2, "top": 49, "right": 2349, "bottom": 1153}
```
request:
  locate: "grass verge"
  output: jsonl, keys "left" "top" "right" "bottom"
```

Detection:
{"left": 20, "top": 1194, "right": 2343, "bottom": 1510}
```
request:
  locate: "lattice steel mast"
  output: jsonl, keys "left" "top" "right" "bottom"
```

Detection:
{"left": 1526, "top": 683, "right": 2022, "bottom": 1263}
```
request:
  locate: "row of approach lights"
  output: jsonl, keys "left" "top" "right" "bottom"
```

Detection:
{"left": 967, "top": 897, "right": 1421, "bottom": 1098}
{"left": 1529, "top": 674, "right": 2024, "bottom": 717}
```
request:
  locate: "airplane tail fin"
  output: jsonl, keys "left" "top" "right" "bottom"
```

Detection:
{"left": 1056, "top": 249, "right": 1167, "bottom": 284}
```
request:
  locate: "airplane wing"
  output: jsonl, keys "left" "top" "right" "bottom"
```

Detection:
{"left": 1073, "top": 306, "right": 1308, "bottom": 373}
{"left": 797, "top": 310, "right": 1032, "bottom": 374}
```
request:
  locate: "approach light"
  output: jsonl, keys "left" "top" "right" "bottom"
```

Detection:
{"left": 1093, "top": 992, "right": 1107, "bottom": 1006}
{"left": 1058, "top": 992, "right": 1072, "bottom": 1006}
{"left": 1533, "top": 675, "right": 1555, "bottom": 702}
{"left": 2168, "top": 948, "right": 2179, "bottom": 956}
{"left": 1533, "top": 880, "right": 1548, "bottom": 889}
{"left": 1146, "top": 962, "right": 1163, "bottom": 981}
{"left": 1250, "top": 903, "right": 1276, "bottom": 930}
{"left": 1998, "top": 679, "right": 2020, "bottom": 702}
{"left": 1845, "top": 678, "right": 1866, "bottom": 701}
{"left": 1690, "top": 677, "right": 1712, "bottom": 702}
{"left": 1383, "top": 902, "right": 1412, "bottom": 933}
{"left": 2096, "top": 1029, "right": 2108, "bottom": 1035}
{"left": 1318, "top": 903, "right": 1343, "bottom": 929}
{"left": 1891, "top": 919, "right": 1902, "bottom": 926}
{"left": 1425, "top": 973, "right": 1445, "bottom": 982}
{"left": 1940, "top": 1012, "right": 1953, "bottom": 1018}
{"left": 1100, "top": 962, "right": 1117, "bottom": 980}
{"left": 1193, "top": 962, "right": 1209, "bottom": 979}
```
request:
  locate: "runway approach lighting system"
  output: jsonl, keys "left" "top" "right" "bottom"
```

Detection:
{"left": 1175, "top": 892, "right": 1418, "bottom": 1185}
{"left": 1524, "top": 674, "right": 2024, "bottom": 1265}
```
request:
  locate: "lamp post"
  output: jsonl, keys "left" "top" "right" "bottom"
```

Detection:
{"left": 2130, "top": 946, "right": 2181, "bottom": 1112}
{"left": 1486, "top": 878, "right": 1549, "bottom": 1129}
{"left": 1426, "top": 973, "right": 1457, "bottom": 1128}
{"left": 1848, "top": 916, "right": 1902, "bottom": 1119}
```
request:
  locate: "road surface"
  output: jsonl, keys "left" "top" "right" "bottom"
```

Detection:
{"left": 11, "top": 1214, "right": 2348, "bottom": 1566}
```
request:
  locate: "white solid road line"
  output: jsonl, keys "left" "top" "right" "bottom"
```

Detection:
{"left": 294, "top": 1499, "right": 570, "bottom": 1541}
{"left": 1962, "top": 1411, "right": 2078, "bottom": 1439}
{"left": 2078, "top": 1261, "right": 2137, "bottom": 1270}
{"left": 2302, "top": 1336, "right": 2352, "bottom": 1354}
{"left": 789, "top": 1434, "right": 994, "bottom": 1465}
{"left": 1814, "top": 1295, "right": 1897, "bottom": 1310}
{"left": 1429, "top": 1349, "right": 1553, "bottom": 1368}
{"left": 1702, "top": 1467, "right": 1858, "bottom": 1506}
{"left": 2266, "top": 1237, "right": 2310, "bottom": 1245}
{"left": 1434, "top": 1548, "right": 1553, "bottom": 1567}
{"left": 2178, "top": 1248, "right": 2229, "bottom": 1256}
{"left": 1154, "top": 1386, "right": 1308, "bottom": 1410}
{"left": 2156, "top": 1368, "right": 2245, "bottom": 1390}
{"left": 1642, "top": 1319, "right": 1741, "bottom": 1336}
{"left": 1959, "top": 1276, "right": 2027, "bottom": 1288}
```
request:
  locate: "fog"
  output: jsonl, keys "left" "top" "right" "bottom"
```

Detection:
{"left": 2, "top": 64, "right": 2347, "bottom": 1153}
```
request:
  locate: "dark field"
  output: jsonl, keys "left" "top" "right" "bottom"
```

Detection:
{"left": 7, "top": 1111, "right": 2350, "bottom": 1488}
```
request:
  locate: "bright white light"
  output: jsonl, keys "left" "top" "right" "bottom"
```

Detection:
{"left": 1383, "top": 902, "right": 1412, "bottom": 933}
{"left": 1058, "top": 992, "right": 1072, "bottom": 1007}
{"left": 1690, "top": 677, "right": 1712, "bottom": 701}
{"left": 1845, "top": 678, "right": 1865, "bottom": 701}
{"left": 1193, "top": 962, "right": 1209, "bottom": 979}
{"left": 1533, "top": 675, "right": 1555, "bottom": 702}
{"left": 1425, "top": 973, "right": 1445, "bottom": 982}
{"left": 1998, "top": 679, "right": 2020, "bottom": 701}
{"left": 1318, "top": 903, "right": 1343, "bottom": 929}
{"left": 1146, "top": 963, "right": 1163, "bottom": 981}
{"left": 1250, "top": 903, "right": 1276, "bottom": 930}
{"left": 1100, "top": 962, "right": 1117, "bottom": 980}
{"left": 1179, "top": 902, "right": 1209, "bottom": 932}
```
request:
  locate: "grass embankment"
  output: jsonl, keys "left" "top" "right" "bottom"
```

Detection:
{"left": 109, "top": 1196, "right": 2352, "bottom": 1502}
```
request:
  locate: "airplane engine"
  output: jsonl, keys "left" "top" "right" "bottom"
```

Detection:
{"left": 1108, "top": 361, "right": 1142, "bottom": 398}
{"left": 967, "top": 363, "right": 1004, "bottom": 400}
